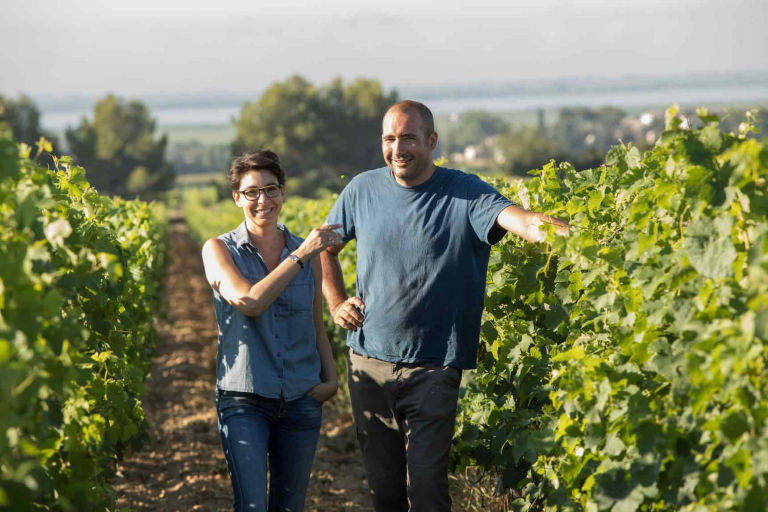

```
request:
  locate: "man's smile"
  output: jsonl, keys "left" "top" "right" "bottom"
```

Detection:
{"left": 393, "top": 157, "right": 411, "bottom": 166}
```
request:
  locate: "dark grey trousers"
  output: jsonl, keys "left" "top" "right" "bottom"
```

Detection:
{"left": 348, "top": 349, "right": 462, "bottom": 512}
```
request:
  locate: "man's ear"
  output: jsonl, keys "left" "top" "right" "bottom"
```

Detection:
{"left": 428, "top": 131, "right": 438, "bottom": 150}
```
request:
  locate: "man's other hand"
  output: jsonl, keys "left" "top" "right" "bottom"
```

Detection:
{"left": 332, "top": 297, "right": 366, "bottom": 331}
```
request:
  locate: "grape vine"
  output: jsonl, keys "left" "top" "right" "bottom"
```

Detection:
{"left": 0, "top": 132, "right": 167, "bottom": 510}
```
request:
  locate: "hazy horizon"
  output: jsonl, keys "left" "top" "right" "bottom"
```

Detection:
{"left": 2, "top": 0, "right": 767, "bottom": 99}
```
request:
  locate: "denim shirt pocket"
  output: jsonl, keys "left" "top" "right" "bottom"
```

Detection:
{"left": 275, "top": 280, "right": 313, "bottom": 317}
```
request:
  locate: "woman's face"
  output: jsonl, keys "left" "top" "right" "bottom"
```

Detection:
{"left": 233, "top": 170, "right": 285, "bottom": 228}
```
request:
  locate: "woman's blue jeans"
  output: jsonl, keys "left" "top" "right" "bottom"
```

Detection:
{"left": 215, "top": 389, "right": 322, "bottom": 511}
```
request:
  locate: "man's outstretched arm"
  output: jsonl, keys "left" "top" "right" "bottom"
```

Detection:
{"left": 320, "top": 245, "right": 365, "bottom": 331}
{"left": 496, "top": 204, "right": 569, "bottom": 243}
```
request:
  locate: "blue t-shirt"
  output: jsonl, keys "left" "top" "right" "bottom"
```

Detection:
{"left": 326, "top": 166, "right": 513, "bottom": 369}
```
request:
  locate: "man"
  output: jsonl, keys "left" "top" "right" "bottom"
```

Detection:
{"left": 321, "top": 100, "right": 568, "bottom": 511}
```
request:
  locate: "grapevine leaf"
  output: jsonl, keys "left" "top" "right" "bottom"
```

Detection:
{"left": 44, "top": 219, "right": 73, "bottom": 248}
{"left": 720, "top": 410, "right": 749, "bottom": 442}
{"left": 553, "top": 346, "right": 584, "bottom": 362}
{"left": 664, "top": 103, "right": 681, "bottom": 130}
{"left": 682, "top": 217, "right": 736, "bottom": 278}
{"left": 625, "top": 146, "right": 641, "bottom": 170}
{"left": 699, "top": 123, "right": 722, "bottom": 152}
{"left": 588, "top": 190, "right": 603, "bottom": 215}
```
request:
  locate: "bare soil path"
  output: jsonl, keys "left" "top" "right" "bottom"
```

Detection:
{"left": 113, "top": 216, "right": 371, "bottom": 511}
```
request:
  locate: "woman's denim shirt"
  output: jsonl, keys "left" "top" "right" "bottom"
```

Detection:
{"left": 212, "top": 222, "right": 321, "bottom": 400}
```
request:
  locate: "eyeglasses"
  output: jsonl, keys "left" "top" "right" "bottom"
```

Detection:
{"left": 238, "top": 184, "right": 282, "bottom": 201}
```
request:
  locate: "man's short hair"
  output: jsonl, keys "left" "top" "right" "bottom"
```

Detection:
{"left": 386, "top": 100, "right": 435, "bottom": 137}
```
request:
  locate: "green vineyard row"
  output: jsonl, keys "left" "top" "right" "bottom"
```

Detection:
{"left": 183, "top": 106, "right": 768, "bottom": 511}
{"left": 454, "top": 107, "right": 768, "bottom": 511}
{"left": 0, "top": 132, "right": 167, "bottom": 510}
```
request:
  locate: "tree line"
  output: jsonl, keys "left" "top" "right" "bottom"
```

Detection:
{"left": 1, "top": 93, "right": 172, "bottom": 197}
{"left": 0, "top": 75, "right": 398, "bottom": 198}
{"left": 4, "top": 79, "right": 765, "bottom": 199}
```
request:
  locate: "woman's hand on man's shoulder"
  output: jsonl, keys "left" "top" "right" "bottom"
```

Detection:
{"left": 295, "top": 224, "right": 344, "bottom": 262}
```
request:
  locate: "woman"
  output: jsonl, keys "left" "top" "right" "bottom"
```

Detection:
{"left": 201, "top": 150, "right": 341, "bottom": 511}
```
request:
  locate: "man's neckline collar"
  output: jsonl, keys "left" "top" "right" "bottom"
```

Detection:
{"left": 388, "top": 165, "right": 443, "bottom": 190}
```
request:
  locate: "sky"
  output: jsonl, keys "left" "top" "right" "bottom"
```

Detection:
{"left": 1, "top": 0, "right": 767, "bottom": 99}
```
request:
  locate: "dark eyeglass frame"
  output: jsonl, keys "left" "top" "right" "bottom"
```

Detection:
{"left": 238, "top": 184, "right": 282, "bottom": 201}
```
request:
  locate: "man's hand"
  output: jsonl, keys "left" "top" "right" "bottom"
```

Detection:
{"left": 332, "top": 296, "right": 365, "bottom": 331}
{"left": 308, "top": 381, "right": 338, "bottom": 403}
{"left": 496, "top": 205, "right": 569, "bottom": 244}
{"left": 525, "top": 213, "right": 569, "bottom": 242}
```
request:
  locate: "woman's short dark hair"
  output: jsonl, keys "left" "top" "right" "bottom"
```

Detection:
{"left": 228, "top": 150, "right": 285, "bottom": 191}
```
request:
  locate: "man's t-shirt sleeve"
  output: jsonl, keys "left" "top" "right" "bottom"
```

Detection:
{"left": 325, "top": 181, "right": 356, "bottom": 242}
{"left": 465, "top": 175, "right": 514, "bottom": 245}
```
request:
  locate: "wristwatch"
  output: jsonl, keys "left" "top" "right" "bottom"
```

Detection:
{"left": 288, "top": 254, "right": 304, "bottom": 269}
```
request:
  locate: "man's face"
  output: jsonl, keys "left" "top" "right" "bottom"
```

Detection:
{"left": 381, "top": 109, "right": 437, "bottom": 186}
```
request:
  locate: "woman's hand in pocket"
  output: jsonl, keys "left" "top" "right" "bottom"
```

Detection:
{"left": 308, "top": 381, "right": 338, "bottom": 403}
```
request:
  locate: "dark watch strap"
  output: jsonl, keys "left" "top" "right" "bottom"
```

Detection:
{"left": 288, "top": 254, "right": 304, "bottom": 269}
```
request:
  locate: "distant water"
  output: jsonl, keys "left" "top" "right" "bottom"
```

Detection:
{"left": 41, "top": 83, "right": 768, "bottom": 130}
{"left": 44, "top": 105, "right": 241, "bottom": 130}
{"left": 422, "top": 83, "right": 768, "bottom": 114}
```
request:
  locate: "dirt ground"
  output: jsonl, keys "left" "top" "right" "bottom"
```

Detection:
{"left": 112, "top": 216, "right": 371, "bottom": 511}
